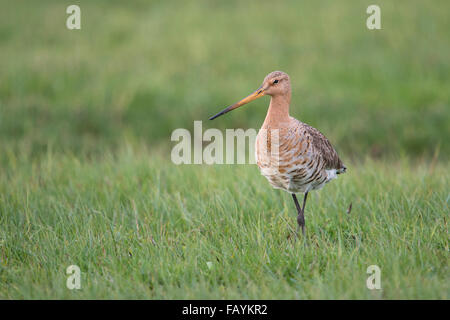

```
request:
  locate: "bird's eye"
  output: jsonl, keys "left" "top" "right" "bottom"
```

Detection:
{"left": 273, "top": 79, "right": 279, "bottom": 84}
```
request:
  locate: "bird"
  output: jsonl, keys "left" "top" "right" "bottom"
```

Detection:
{"left": 209, "top": 71, "right": 346, "bottom": 236}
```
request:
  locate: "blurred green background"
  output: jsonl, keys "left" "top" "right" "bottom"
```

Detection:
{"left": 1, "top": 0, "right": 449, "bottom": 300}
{"left": 1, "top": 0, "right": 449, "bottom": 162}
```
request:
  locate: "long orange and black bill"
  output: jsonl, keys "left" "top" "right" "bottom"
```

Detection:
{"left": 209, "top": 87, "right": 265, "bottom": 120}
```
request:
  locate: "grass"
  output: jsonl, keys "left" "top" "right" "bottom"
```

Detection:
{"left": 0, "top": 0, "right": 449, "bottom": 299}
{"left": 0, "top": 147, "right": 448, "bottom": 299}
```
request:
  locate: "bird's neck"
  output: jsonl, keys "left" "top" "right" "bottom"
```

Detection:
{"left": 263, "top": 94, "right": 291, "bottom": 127}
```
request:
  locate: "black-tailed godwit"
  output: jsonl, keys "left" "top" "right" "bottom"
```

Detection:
{"left": 210, "top": 71, "right": 346, "bottom": 236}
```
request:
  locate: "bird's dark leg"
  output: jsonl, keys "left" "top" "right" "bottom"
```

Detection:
{"left": 292, "top": 192, "right": 308, "bottom": 236}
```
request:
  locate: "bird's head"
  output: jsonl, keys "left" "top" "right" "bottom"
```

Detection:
{"left": 209, "top": 71, "right": 291, "bottom": 120}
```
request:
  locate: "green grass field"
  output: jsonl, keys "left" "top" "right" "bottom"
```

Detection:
{"left": 0, "top": 0, "right": 449, "bottom": 299}
{"left": 0, "top": 149, "right": 449, "bottom": 299}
